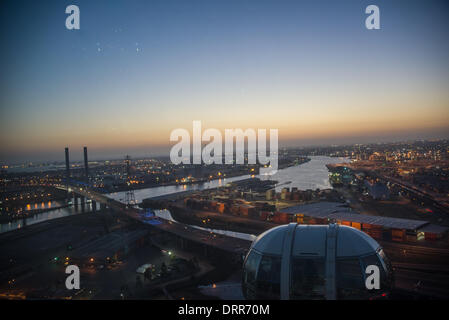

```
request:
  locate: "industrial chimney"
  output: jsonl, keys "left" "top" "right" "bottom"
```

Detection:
{"left": 65, "top": 147, "right": 70, "bottom": 180}
{"left": 84, "top": 146, "right": 89, "bottom": 183}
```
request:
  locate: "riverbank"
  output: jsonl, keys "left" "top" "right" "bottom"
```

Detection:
{"left": 106, "top": 158, "right": 308, "bottom": 194}
{"left": 0, "top": 203, "right": 71, "bottom": 224}
{"left": 107, "top": 167, "right": 262, "bottom": 193}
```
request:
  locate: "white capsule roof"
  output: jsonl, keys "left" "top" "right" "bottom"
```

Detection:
{"left": 251, "top": 223, "right": 380, "bottom": 257}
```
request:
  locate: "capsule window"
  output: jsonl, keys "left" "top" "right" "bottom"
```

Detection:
{"left": 255, "top": 255, "right": 281, "bottom": 299}
{"left": 290, "top": 257, "right": 325, "bottom": 299}
{"left": 243, "top": 250, "right": 262, "bottom": 286}
{"left": 336, "top": 258, "right": 366, "bottom": 300}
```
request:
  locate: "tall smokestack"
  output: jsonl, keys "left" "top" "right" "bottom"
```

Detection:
{"left": 65, "top": 147, "right": 70, "bottom": 181}
{"left": 84, "top": 146, "right": 89, "bottom": 182}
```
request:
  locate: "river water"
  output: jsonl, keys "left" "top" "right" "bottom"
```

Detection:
{"left": 108, "top": 156, "right": 348, "bottom": 202}
{"left": 0, "top": 156, "right": 348, "bottom": 233}
{"left": 0, "top": 201, "right": 99, "bottom": 234}
{"left": 260, "top": 156, "right": 349, "bottom": 191}
{"left": 108, "top": 174, "right": 252, "bottom": 203}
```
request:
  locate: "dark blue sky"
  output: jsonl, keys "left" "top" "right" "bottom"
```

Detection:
{"left": 1, "top": 0, "right": 448, "bottom": 162}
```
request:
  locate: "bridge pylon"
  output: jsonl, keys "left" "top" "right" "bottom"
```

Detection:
{"left": 124, "top": 155, "right": 136, "bottom": 207}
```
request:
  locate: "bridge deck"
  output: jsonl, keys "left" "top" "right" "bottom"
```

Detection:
{"left": 68, "top": 185, "right": 252, "bottom": 254}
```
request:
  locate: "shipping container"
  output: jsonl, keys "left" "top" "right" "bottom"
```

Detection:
{"left": 391, "top": 229, "right": 405, "bottom": 242}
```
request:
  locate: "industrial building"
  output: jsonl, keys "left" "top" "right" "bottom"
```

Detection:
{"left": 280, "top": 202, "right": 448, "bottom": 242}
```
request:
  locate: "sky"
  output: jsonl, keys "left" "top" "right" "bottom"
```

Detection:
{"left": 1, "top": 0, "right": 449, "bottom": 162}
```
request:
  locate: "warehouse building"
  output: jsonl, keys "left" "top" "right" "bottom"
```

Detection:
{"left": 279, "top": 202, "right": 448, "bottom": 243}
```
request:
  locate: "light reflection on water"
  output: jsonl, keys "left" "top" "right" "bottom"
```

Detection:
{"left": 0, "top": 202, "right": 99, "bottom": 234}
{"left": 108, "top": 175, "right": 251, "bottom": 203}
{"left": 199, "top": 281, "right": 245, "bottom": 300}
{"left": 109, "top": 156, "right": 348, "bottom": 204}
{"left": 24, "top": 201, "right": 55, "bottom": 211}
{"left": 260, "top": 156, "right": 349, "bottom": 191}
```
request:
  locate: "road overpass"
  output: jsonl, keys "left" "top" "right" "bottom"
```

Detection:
{"left": 54, "top": 184, "right": 250, "bottom": 258}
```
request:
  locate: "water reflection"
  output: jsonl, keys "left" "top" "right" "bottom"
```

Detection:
{"left": 260, "top": 156, "right": 349, "bottom": 191}
{"left": 0, "top": 201, "right": 99, "bottom": 234}
{"left": 199, "top": 281, "right": 245, "bottom": 300}
{"left": 108, "top": 174, "right": 252, "bottom": 203}
{"left": 110, "top": 156, "right": 347, "bottom": 202}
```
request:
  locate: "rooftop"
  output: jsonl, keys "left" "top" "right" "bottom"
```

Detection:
{"left": 280, "top": 202, "right": 429, "bottom": 231}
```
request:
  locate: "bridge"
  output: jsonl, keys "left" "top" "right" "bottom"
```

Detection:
{"left": 54, "top": 183, "right": 251, "bottom": 258}
{"left": 55, "top": 147, "right": 249, "bottom": 258}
